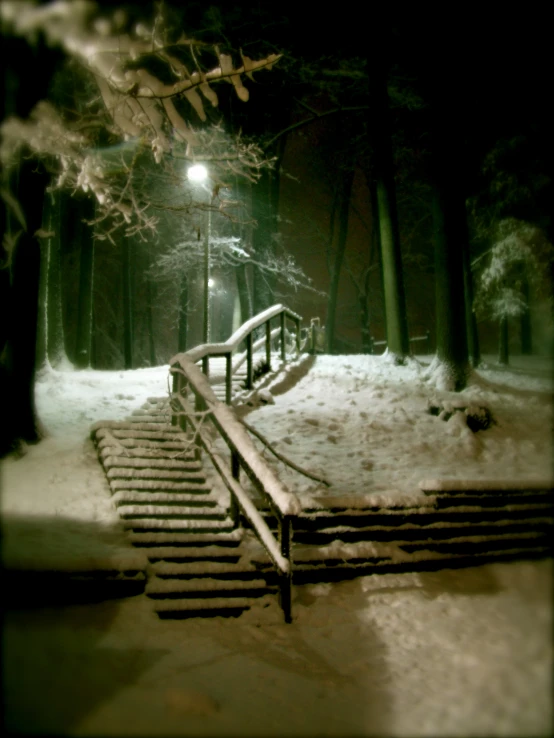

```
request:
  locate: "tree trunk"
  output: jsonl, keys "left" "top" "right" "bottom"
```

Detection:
{"left": 0, "top": 160, "right": 49, "bottom": 455}
{"left": 431, "top": 181, "right": 470, "bottom": 389}
{"left": 35, "top": 196, "right": 50, "bottom": 370}
{"left": 252, "top": 135, "right": 287, "bottom": 314}
{"left": 367, "top": 56, "right": 409, "bottom": 361}
{"left": 74, "top": 197, "right": 95, "bottom": 369}
{"left": 427, "top": 59, "right": 470, "bottom": 390}
{"left": 122, "top": 238, "right": 134, "bottom": 369}
{"left": 177, "top": 272, "right": 188, "bottom": 353}
{"left": 47, "top": 192, "right": 69, "bottom": 368}
{"left": 236, "top": 263, "right": 252, "bottom": 324}
{"left": 326, "top": 167, "right": 355, "bottom": 353}
{"left": 461, "top": 229, "right": 481, "bottom": 367}
{"left": 520, "top": 276, "right": 532, "bottom": 354}
{"left": 499, "top": 316, "right": 509, "bottom": 365}
{"left": 146, "top": 278, "right": 157, "bottom": 366}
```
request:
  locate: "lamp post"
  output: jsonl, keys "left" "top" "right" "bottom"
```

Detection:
{"left": 187, "top": 164, "right": 211, "bottom": 344}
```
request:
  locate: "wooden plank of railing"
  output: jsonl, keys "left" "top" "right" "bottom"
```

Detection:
{"left": 172, "top": 392, "right": 293, "bottom": 620}
{"left": 171, "top": 358, "right": 301, "bottom": 518}
{"left": 280, "top": 312, "right": 286, "bottom": 361}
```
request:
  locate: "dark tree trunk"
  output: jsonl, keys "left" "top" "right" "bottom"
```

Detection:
{"left": 499, "top": 316, "right": 509, "bottom": 365}
{"left": 74, "top": 197, "right": 95, "bottom": 369}
{"left": 359, "top": 274, "right": 372, "bottom": 353}
{"left": 47, "top": 192, "right": 68, "bottom": 368}
{"left": 236, "top": 263, "right": 252, "bottom": 324}
{"left": 144, "top": 277, "right": 157, "bottom": 366}
{"left": 426, "top": 53, "right": 470, "bottom": 390}
{"left": 520, "top": 276, "right": 532, "bottom": 354}
{"left": 252, "top": 135, "right": 287, "bottom": 314}
{"left": 177, "top": 273, "right": 188, "bottom": 353}
{"left": 0, "top": 160, "right": 49, "bottom": 455}
{"left": 431, "top": 181, "right": 469, "bottom": 389}
{"left": 461, "top": 229, "right": 481, "bottom": 367}
{"left": 36, "top": 195, "right": 50, "bottom": 370}
{"left": 326, "top": 167, "right": 355, "bottom": 353}
{"left": 122, "top": 238, "right": 134, "bottom": 369}
{"left": 367, "top": 55, "right": 409, "bottom": 361}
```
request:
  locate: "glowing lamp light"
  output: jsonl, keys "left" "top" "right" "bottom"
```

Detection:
{"left": 187, "top": 164, "right": 208, "bottom": 182}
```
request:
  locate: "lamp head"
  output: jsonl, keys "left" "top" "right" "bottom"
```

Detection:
{"left": 187, "top": 164, "right": 208, "bottom": 182}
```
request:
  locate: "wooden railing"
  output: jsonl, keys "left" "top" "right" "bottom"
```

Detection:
{"left": 169, "top": 305, "right": 303, "bottom": 623}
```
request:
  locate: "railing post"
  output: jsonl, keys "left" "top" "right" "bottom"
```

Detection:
{"left": 171, "top": 369, "right": 179, "bottom": 427}
{"left": 265, "top": 320, "right": 272, "bottom": 369}
{"left": 202, "top": 355, "right": 209, "bottom": 379}
{"left": 280, "top": 312, "right": 286, "bottom": 362}
{"left": 229, "top": 451, "right": 240, "bottom": 529}
{"left": 225, "top": 352, "right": 232, "bottom": 405}
{"left": 246, "top": 333, "right": 253, "bottom": 389}
{"left": 294, "top": 318, "right": 301, "bottom": 354}
{"left": 279, "top": 515, "right": 292, "bottom": 623}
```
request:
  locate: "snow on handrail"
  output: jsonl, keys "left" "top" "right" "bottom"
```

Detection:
{"left": 171, "top": 355, "right": 301, "bottom": 518}
{"left": 169, "top": 304, "right": 301, "bottom": 366}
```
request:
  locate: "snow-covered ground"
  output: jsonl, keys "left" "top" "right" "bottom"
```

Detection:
{"left": 1, "top": 354, "right": 553, "bottom": 736}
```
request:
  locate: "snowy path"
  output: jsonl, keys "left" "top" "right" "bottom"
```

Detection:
{"left": 4, "top": 560, "right": 552, "bottom": 736}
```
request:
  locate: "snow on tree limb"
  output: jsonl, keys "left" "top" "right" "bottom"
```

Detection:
{"left": 1, "top": 0, "right": 280, "bottom": 237}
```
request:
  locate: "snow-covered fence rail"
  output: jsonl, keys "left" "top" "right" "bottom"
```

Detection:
{"left": 170, "top": 355, "right": 301, "bottom": 623}
{"left": 170, "top": 304, "right": 302, "bottom": 405}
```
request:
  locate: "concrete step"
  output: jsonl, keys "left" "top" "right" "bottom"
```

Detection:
{"left": 117, "top": 504, "right": 229, "bottom": 520}
{"left": 109, "top": 479, "right": 212, "bottom": 492}
{"left": 106, "top": 467, "right": 207, "bottom": 482}
{"left": 146, "top": 576, "right": 273, "bottom": 598}
{"left": 291, "top": 518, "right": 553, "bottom": 545}
{"left": 103, "top": 456, "right": 202, "bottom": 471}
{"left": 289, "top": 545, "right": 551, "bottom": 584}
{"left": 149, "top": 560, "right": 262, "bottom": 579}
{"left": 112, "top": 491, "right": 220, "bottom": 506}
{"left": 99, "top": 446, "right": 197, "bottom": 461}
{"left": 97, "top": 437, "right": 193, "bottom": 452}
{"left": 123, "top": 517, "right": 236, "bottom": 533}
{"left": 154, "top": 597, "right": 261, "bottom": 618}
{"left": 146, "top": 545, "right": 244, "bottom": 563}
{"left": 128, "top": 529, "right": 243, "bottom": 547}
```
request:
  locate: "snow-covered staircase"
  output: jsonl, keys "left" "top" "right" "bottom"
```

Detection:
{"left": 250, "top": 485, "right": 553, "bottom": 583}
{"left": 91, "top": 373, "right": 552, "bottom": 619}
{"left": 91, "top": 398, "right": 279, "bottom": 619}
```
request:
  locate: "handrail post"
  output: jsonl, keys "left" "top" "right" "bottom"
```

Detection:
{"left": 280, "top": 312, "right": 286, "bottom": 362}
{"left": 202, "top": 355, "right": 209, "bottom": 379}
{"left": 279, "top": 515, "right": 292, "bottom": 623}
{"left": 171, "top": 369, "right": 179, "bottom": 427}
{"left": 246, "top": 333, "right": 253, "bottom": 389}
{"left": 294, "top": 317, "right": 301, "bottom": 354}
{"left": 229, "top": 450, "right": 240, "bottom": 528}
{"left": 265, "top": 320, "right": 271, "bottom": 368}
{"left": 225, "top": 352, "right": 232, "bottom": 405}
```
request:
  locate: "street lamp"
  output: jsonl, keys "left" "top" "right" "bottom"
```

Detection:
{"left": 187, "top": 164, "right": 211, "bottom": 344}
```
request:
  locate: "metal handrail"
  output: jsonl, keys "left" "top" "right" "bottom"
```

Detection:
{"left": 169, "top": 305, "right": 303, "bottom": 623}
{"left": 170, "top": 304, "right": 302, "bottom": 404}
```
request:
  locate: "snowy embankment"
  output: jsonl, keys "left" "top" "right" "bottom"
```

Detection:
{"left": 247, "top": 352, "right": 553, "bottom": 507}
{"left": 1, "top": 354, "right": 552, "bottom": 576}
